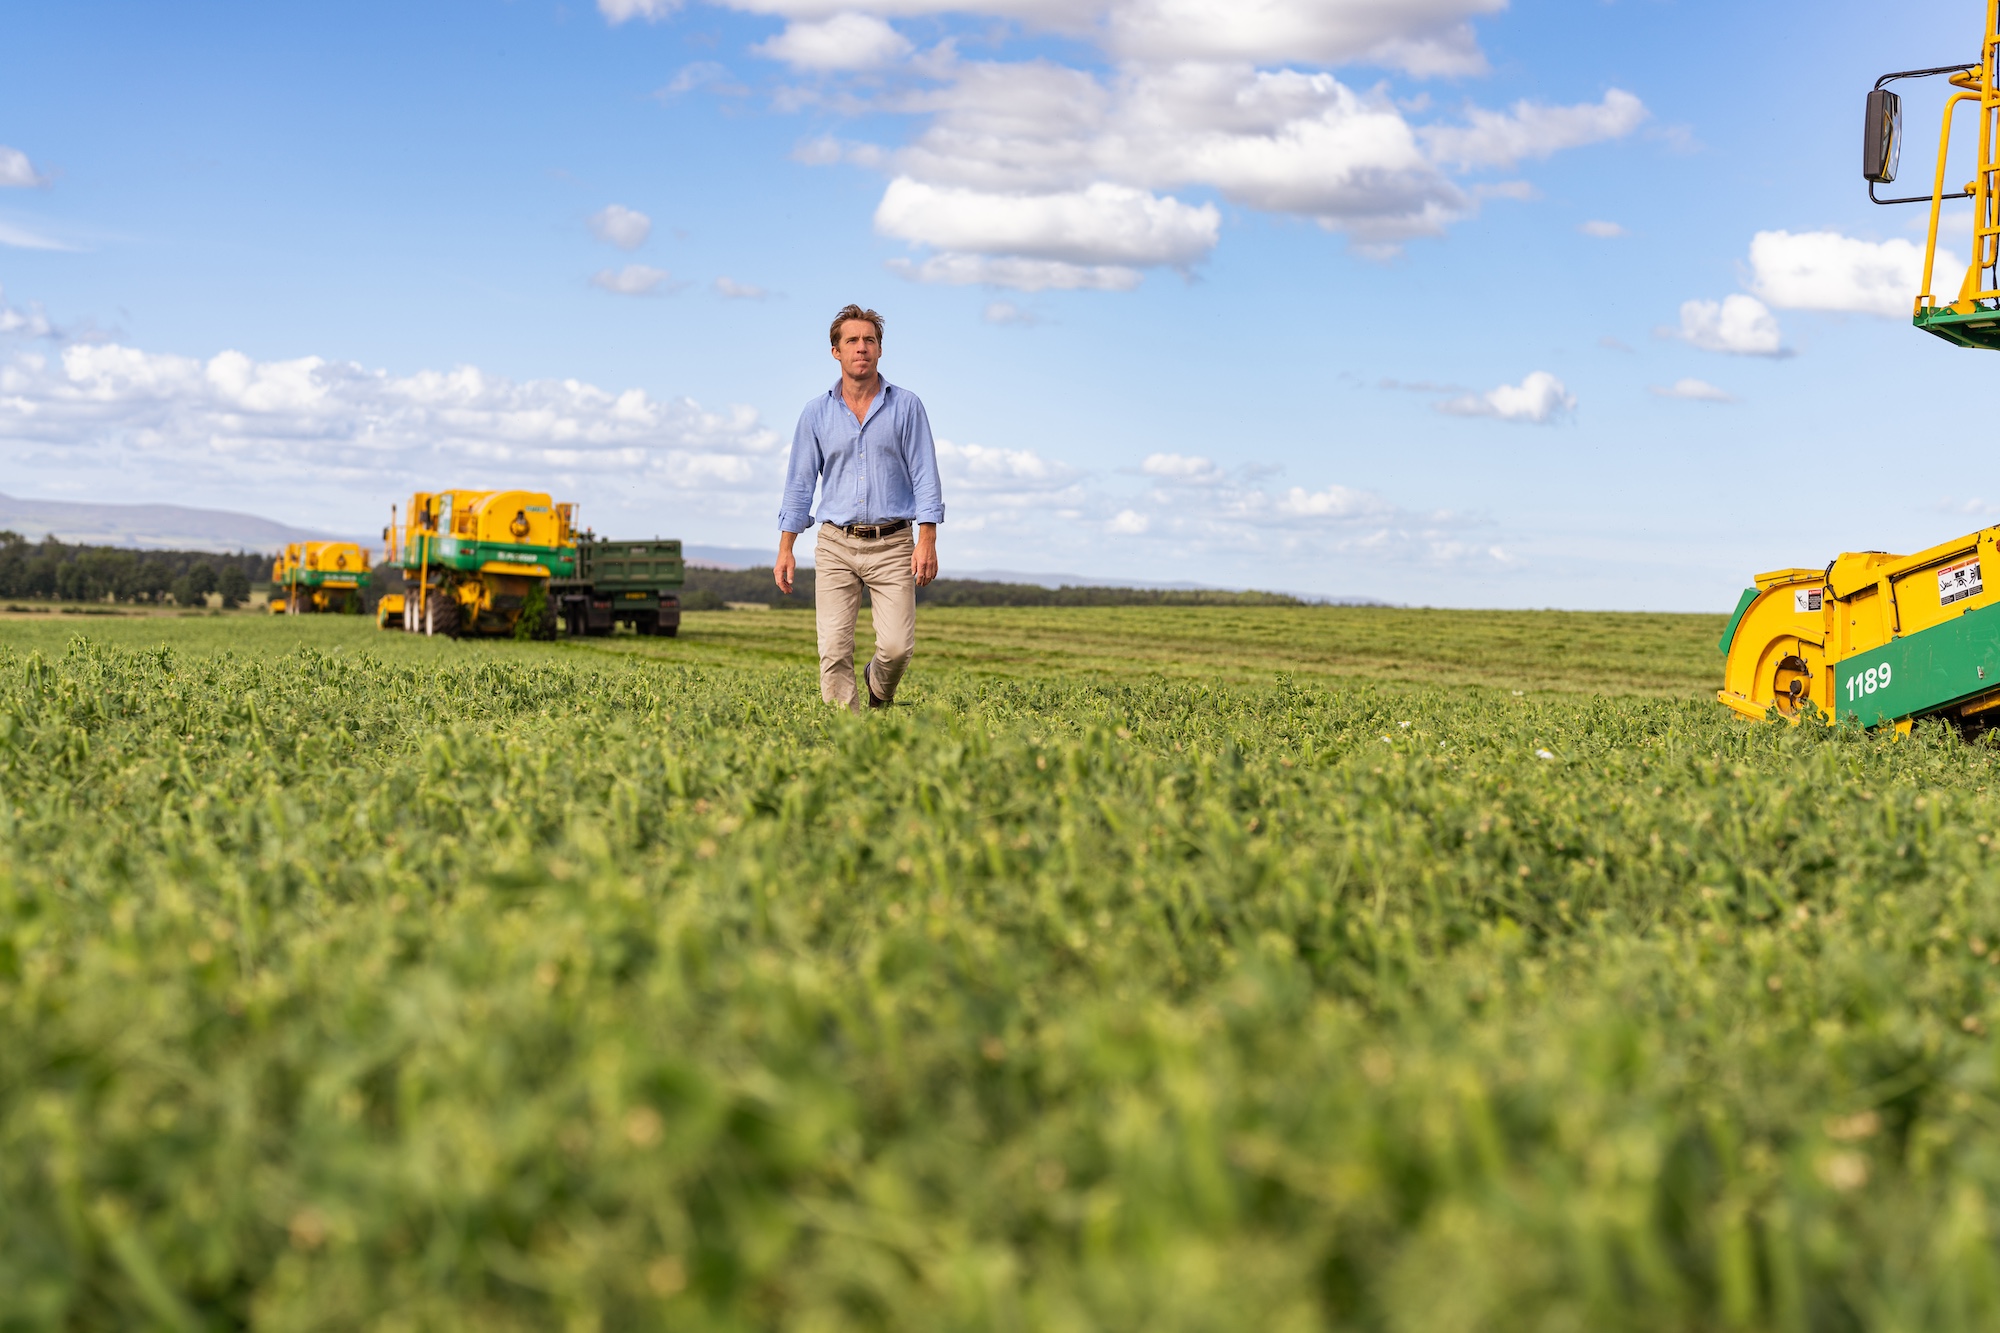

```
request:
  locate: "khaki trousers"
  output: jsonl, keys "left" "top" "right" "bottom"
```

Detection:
{"left": 815, "top": 522, "right": 917, "bottom": 713}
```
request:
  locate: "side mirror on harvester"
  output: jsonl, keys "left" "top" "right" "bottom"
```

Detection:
{"left": 1864, "top": 88, "right": 1902, "bottom": 183}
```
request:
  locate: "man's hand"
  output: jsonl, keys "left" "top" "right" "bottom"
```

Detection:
{"left": 912, "top": 524, "right": 939, "bottom": 588}
{"left": 775, "top": 531, "right": 798, "bottom": 595}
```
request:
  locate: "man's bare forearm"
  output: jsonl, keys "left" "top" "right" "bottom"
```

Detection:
{"left": 775, "top": 530, "right": 799, "bottom": 594}
{"left": 912, "top": 523, "right": 938, "bottom": 588}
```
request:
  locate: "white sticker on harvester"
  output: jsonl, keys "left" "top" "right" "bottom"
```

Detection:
{"left": 1940, "top": 557, "right": 1984, "bottom": 606}
{"left": 1794, "top": 588, "right": 1823, "bottom": 614}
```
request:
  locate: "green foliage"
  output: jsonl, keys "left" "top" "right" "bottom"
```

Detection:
{"left": 217, "top": 567, "right": 251, "bottom": 610}
{"left": 170, "top": 564, "right": 218, "bottom": 609}
{"left": 514, "top": 580, "right": 552, "bottom": 640}
{"left": 5, "top": 611, "right": 2000, "bottom": 1328}
{"left": 684, "top": 565, "right": 1308, "bottom": 610}
{"left": 683, "top": 563, "right": 815, "bottom": 609}
{"left": 916, "top": 579, "right": 1305, "bottom": 607}
{"left": 0, "top": 532, "right": 267, "bottom": 605}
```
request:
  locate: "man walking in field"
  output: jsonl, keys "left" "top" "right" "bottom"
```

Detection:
{"left": 776, "top": 304, "right": 944, "bottom": 712}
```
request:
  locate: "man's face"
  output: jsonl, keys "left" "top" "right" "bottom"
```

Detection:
{"left": 831, "top": 320, "right": 881, "bottom": 381}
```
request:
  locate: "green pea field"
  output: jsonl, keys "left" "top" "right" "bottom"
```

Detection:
{"left": 7, "top": 605, "right": 2000, "bottom": 1331}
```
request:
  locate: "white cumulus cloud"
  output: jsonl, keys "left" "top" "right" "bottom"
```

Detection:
{"left": 1274, "top": 483, "right": 1391, "bottom": 518}
{"left": 714, "top": 277, "right": 770, "bottom": 299}
{"left": 1649, "top": 377, "right": 1736, "bottom": 403}
{"left": 879, "top": 62, "right": 1481, "bottom": 257}
{"left": 1141, "top": 452, "right": 1224, "bottom": 484}
{"left": 886, "top": 254, "right": 1142, "bottom": 290}
{"left": 1579, "top": 219, "right": 1625, "bottom": 238}
{"left": 717, "top": 0, "right": 1506, "bottom": 75}
{"left": 0, "top": 339, "right": 782, "bottom": 515}
{"left": 933, "top": 437, "right": 1084, "bottom": 530}
{"left": 1678, "top": 294, "right": 1786, "bottom": 356}
{"left": 591, "top": 264, "right": 677, "bottom": 296}
{"left": 938, "top": 438, "right": 1076, "bottom": 489}
{"left": 612, "top": 1, "right": 1650, "bottom": 289}
{"left": 755, "top": 13, "right": 913, "bottom": 69}
{"left": 0, "top": 285, "right": 54, "bottom": 338}
{"left": 662, "top": 61, "right": 738, "bottom": 96}
{"left": 589, "top": 204, "right": 653, "bottom": 251}
{"left": 1099, "top": 0, "right": 1503, "bottom": 73}
{"left": 599, "top": 0, "right": 677, "bottom": 22}
{"left": 982, "top": 301, "right": 1041, "bottom": 325}
{"left": 1747, "top": 229, "right": 1955, "bottom": 318}
{"left": 1420, "top": 90, "right": 1647, "bottom": 169}
{"left": 1098, "top": 458, "right": 1487, "bottom": 569}
{"left": 0, "top": 146, "right": 49, "bottom": 188}
{"left": 1440, "top": 370, "right": 1576, "bottom": 423}
{"left": 875, "top": 178, "right": 1219, "bottom": 268}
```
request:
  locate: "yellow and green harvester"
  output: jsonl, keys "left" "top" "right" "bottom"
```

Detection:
{"left": 268, "top": 542, "right": 369, "bottom": 615}
{"left": 1861, "top": 0, "right": 2000, "bottom": 347}
{"left": 1719, "top": 536, "right": 2000, "bottom": 732}
{"left": 380, "top": 489, "right": 575, "bottom": 638}
{"left": 1717, "top": 5, "right": 2000, "bottom": 732}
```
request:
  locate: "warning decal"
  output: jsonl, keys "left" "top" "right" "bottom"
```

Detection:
{"left": 1940, "top": 557, "right": 1984, "bottom": 607}
{"left": 1794, "top": 588, "right": 1823, "bottom": 614}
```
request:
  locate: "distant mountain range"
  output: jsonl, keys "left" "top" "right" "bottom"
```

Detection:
{"left": 0, "top": 497, "right": 1382, "bottom": 603}
{"left": 684, "top": 544, "right": 790, "bottom": 570}
{"left": 0, "top": 492, "right": 356, "bottom": 552}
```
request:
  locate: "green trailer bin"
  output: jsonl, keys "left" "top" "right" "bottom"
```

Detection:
{"left": 552, "top": 535, "right": 685, "bottom": 637}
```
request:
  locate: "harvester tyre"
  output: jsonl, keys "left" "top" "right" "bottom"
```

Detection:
{"left": 427, "top": 596, "right": 463, "bottom": 639}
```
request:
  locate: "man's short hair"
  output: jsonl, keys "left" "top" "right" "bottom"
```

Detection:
{"left": 829, "top": 304, "right": 885, "bottom": 348}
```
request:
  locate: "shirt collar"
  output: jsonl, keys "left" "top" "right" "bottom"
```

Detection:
{"left": 829, "top": 376, "right": 893, "bottom": 401}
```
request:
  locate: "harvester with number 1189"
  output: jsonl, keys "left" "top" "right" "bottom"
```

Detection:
{"left": 1718, "top": 1, "right": 2000, "bottom": 732}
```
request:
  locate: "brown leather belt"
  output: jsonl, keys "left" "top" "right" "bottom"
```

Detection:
{"left": 833, "top": 519, "right": 909, "bottom": 539}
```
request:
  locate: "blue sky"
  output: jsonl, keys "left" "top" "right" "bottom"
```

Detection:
{"left": 0, "top": 0, "right": 1991, "bottom": 607}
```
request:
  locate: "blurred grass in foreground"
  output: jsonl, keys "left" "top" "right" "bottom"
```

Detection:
{"left": 6, "top": 609, "right": 1998, "bottom": 1331}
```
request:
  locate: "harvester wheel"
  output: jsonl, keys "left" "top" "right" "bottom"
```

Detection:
{"left": 427, "top": 596, "right": 463, "bottom": 639}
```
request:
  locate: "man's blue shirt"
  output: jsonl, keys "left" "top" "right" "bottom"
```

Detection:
{"left": 779, "top": 378, "right": 945, "bottom": 532}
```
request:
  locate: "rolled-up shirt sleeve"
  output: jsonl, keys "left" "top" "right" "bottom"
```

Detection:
{"left": 904, "top": 395, "right": 945, "bottom": 526}
{"left": 778, "top": 407, "right": 823, "bottom": 533}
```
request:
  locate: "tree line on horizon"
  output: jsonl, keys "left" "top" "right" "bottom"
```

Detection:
{"left": 0, "top": 532, "right": 264, "bottom": 607}
{"left": 0, "top": 532, "right": 1309, "bottom": 613}
{"left": 680, "top": 565, "right": 1304, "bottom": 610}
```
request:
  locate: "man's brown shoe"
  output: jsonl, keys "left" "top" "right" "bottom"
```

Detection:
{"left": 865, "top": 660, "right": 889, "bottom": 708}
